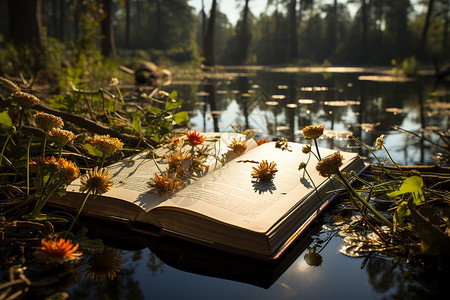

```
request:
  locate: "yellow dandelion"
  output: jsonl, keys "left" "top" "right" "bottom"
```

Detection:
{"left": 11, "top": 91, "right": 40, "bottom": 108}
{"left": 228, "top": 137, "right": 247, "bottom": 154}
{"left": 80, "top": 167, "right": 113, "bottom": 195}
{"left": 34, "top": 112, "right": 63, "bottom": 132}
{"left": 302, "top": 125, "right": 325, "bottom": 139}
{"left": 35, "top": 238, "right": 82, "bottom": 264}
{"left": 48, "top": 128, "right": 76, "bottom": 147}
{"left": 375, "top": 134, "right": 385, "bottom": 150}
{"left": 315, "top": 151, "right": 343, "bottom": 177}
{"left": 85, "top": 249, "right": 124, "bottom": 281}
{"left": 148, "top": 173, "right": 183, "bottom": 194}
{"left": 87, "top": 135, "right": 123, "bottom": 155}
{"left": 251, "top": 160, "right": 278, "bottom": 183}
{"left": 302, "top": 144, "right": 312, "bottom": 154}
{"left": 57, "top": 158, "right": 80, "bottom": 184}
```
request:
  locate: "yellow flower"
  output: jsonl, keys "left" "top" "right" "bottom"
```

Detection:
{"left": 85, "top": 249, "right": 124, "bottom": 281}
{"left": 11, "top": 91, "right": 40, "bottom": 108}
{"left": 228, "top": 137, "right": 247, "bottom": 154}
{"left": 87, "top": 134, "right": 123, "bottom": 155}
{"left": 35, "top": 238, "right": 82, "bottom": 264}
{"left": 80, "top": 166, "right": 113, "bottom": 195}
{"left": 315, "top": 151, "right": 343, "bottom": 177}
{"left": 34, "top": 112, "right": 63, "bottom": 132}
{"left": 375, "top": 134, "right": 385, "bottom": 150}
{"left": 185, "top": 131, "right": 206, "bottom": 146}
{"left": 57, "top": 158, "right": 80, "bottom": 184}
{"left": 302, "top": 125, "right": 325, "bottom": 139}
{"left": 251, "top": 160, "right": 278, "bottom": 183}
{"left": 298, "top": 162, "right": 307, "bottom": 171}
{"left": 302, "top": 144, "right": 312, "bottom": 154}
{"left": 48, "top": 128, "right": 76, "bottom": 147}
{"left": 148, "top": 173, "right": 183, "bottom": 194}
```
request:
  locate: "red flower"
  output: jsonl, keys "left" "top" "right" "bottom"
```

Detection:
{"left": 185, "top": 131, "right": 206, "bottom": 146}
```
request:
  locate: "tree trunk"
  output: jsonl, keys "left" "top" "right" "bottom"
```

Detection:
{"left": 155, "top": 0, "right": 162, "bottom": 48}
{"left": 288, "top": 0, "right": 298, "bottom": 62}
{"left": 59, "top": 0, "right": 65, "bottom": 41}
{"left": 417, "top": 0, "right": 435, "bottom": 61}
{"left": 361, "top": 0, "right": 368, "bottom": 63}
{"left": 8, "top": 0, "right": 44, "bottom": 48}
{"left": 203, "top": 0, "right": 216, "bottom": 66}
{"left": 125, "top": 0, "right": 130, "bottom": 48}
{"left": 101, "top": 0, "right": 117, "bottom": 57}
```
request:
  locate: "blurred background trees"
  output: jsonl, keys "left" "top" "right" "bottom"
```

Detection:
{"left": 0, "top": 0, "right": 448, "bottom": 72}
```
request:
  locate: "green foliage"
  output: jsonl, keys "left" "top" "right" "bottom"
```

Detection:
{"left": 388, "top": 175, "right": 425, "bottom": 205}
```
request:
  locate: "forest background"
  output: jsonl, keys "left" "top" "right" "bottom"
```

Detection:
{"left": 0, "top": 0, "right": 448, "bottom": 79}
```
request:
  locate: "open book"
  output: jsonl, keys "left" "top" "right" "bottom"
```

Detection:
{"left": 49, "top": 132, "right": 367, "bottom": 260}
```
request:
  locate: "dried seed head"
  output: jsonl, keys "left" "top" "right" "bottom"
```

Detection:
{"left": 315, "top": 151, "right": 343, "bottom": 177}
{"left": 34, "top": 112, "right": 63, "bottom": 132}
{"left": 12, "top": 91, "right": 40, "bottom": 108}
{"left": 48, "top": 128, "right": 76, "bottom": 147}
{"left": 302, "top": 125, "right": 325, "bottom": 139}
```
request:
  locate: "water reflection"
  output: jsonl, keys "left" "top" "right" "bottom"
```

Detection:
{"left": 175, "top": 68, "right": 447, "bottom": 166}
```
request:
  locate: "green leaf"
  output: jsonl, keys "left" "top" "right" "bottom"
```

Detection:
{"left": 387, "top": 175, "right": 425, "bottom": 205}
{"left": 85, "top": 143, "right": 103, "bottom": 157}
{"left": 132, "top": 116, "right": 142, "bottom": 135}
{"left": 149, "top": 107, "right": 161, "bottom": 114}
{"left": 169, "top": 90, "right": 178, "bottom": 100}
{"left": 165, "top": 98, "right": 183, "bottom": 111}
{"left": 173, "top": 111, "right": 189, "bottom": 124}
{"left": 0, "top": 111, "right": 13, "bottom": 129}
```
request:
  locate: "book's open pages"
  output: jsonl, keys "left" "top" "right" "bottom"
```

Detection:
{"left": 49, "top": 132, "right": 366, "bottom": 258}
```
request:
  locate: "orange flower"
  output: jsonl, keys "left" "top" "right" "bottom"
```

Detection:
{"left": 35, "top": 238, "right": 82, "bottom": 264}
{"left": 251, "top": 160, "right": 278, "bottom": 183}
{"left": 185, "top": 131, "right": 206, "bottom": 146}
{"left": 57, "top": 158, "right": 80, "bottom": 184}
{"left": 256, "top": 139, "right": 269, "bottom": 146}
{"left": 29, "top": 156, "right": 58, "bottom": 172}
{"left": 86, "top": 134, "right": 123, "bottom": 155}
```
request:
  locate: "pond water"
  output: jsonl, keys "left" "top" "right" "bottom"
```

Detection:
{"left": 67, "top": 67, "right": 449, "bottom": 299}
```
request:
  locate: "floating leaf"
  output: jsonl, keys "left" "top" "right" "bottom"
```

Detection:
{"left": 387, "top": 175, "right": 425, "bottom": 205}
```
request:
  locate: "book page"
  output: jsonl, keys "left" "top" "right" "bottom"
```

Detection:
{"left": 63, "top": 132, "right": 258, "bottom": 214}
{"left": 153, "top": 142, "right": 359, "bottom": 233}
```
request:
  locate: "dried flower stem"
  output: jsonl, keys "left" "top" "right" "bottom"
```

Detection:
{"left": 30, "top": 179, "right": 64, "bottom": 218}
{"left": 335, "top": 170, "right": 393, "bottom": 229}
{"left": 382, "top": 145, "right": 404, "bottom": 176}
{"left": 0, "top": 132, "right": 12, "bottom": 168}
{"left": 313, "top": 139, "right": 321, "bottom": 160}
{"left": 350, "top": 135, "right": 393, "bottom": 178}
{"left": 65, "top": 189, "right": 93, "bottom": 238}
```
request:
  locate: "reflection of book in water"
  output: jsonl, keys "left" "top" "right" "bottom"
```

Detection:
{"left": 80, "top": 217, "right": 321, "bottom": 289}
{"left": 49, "top": 132, "right": 367, "bottom": 259}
